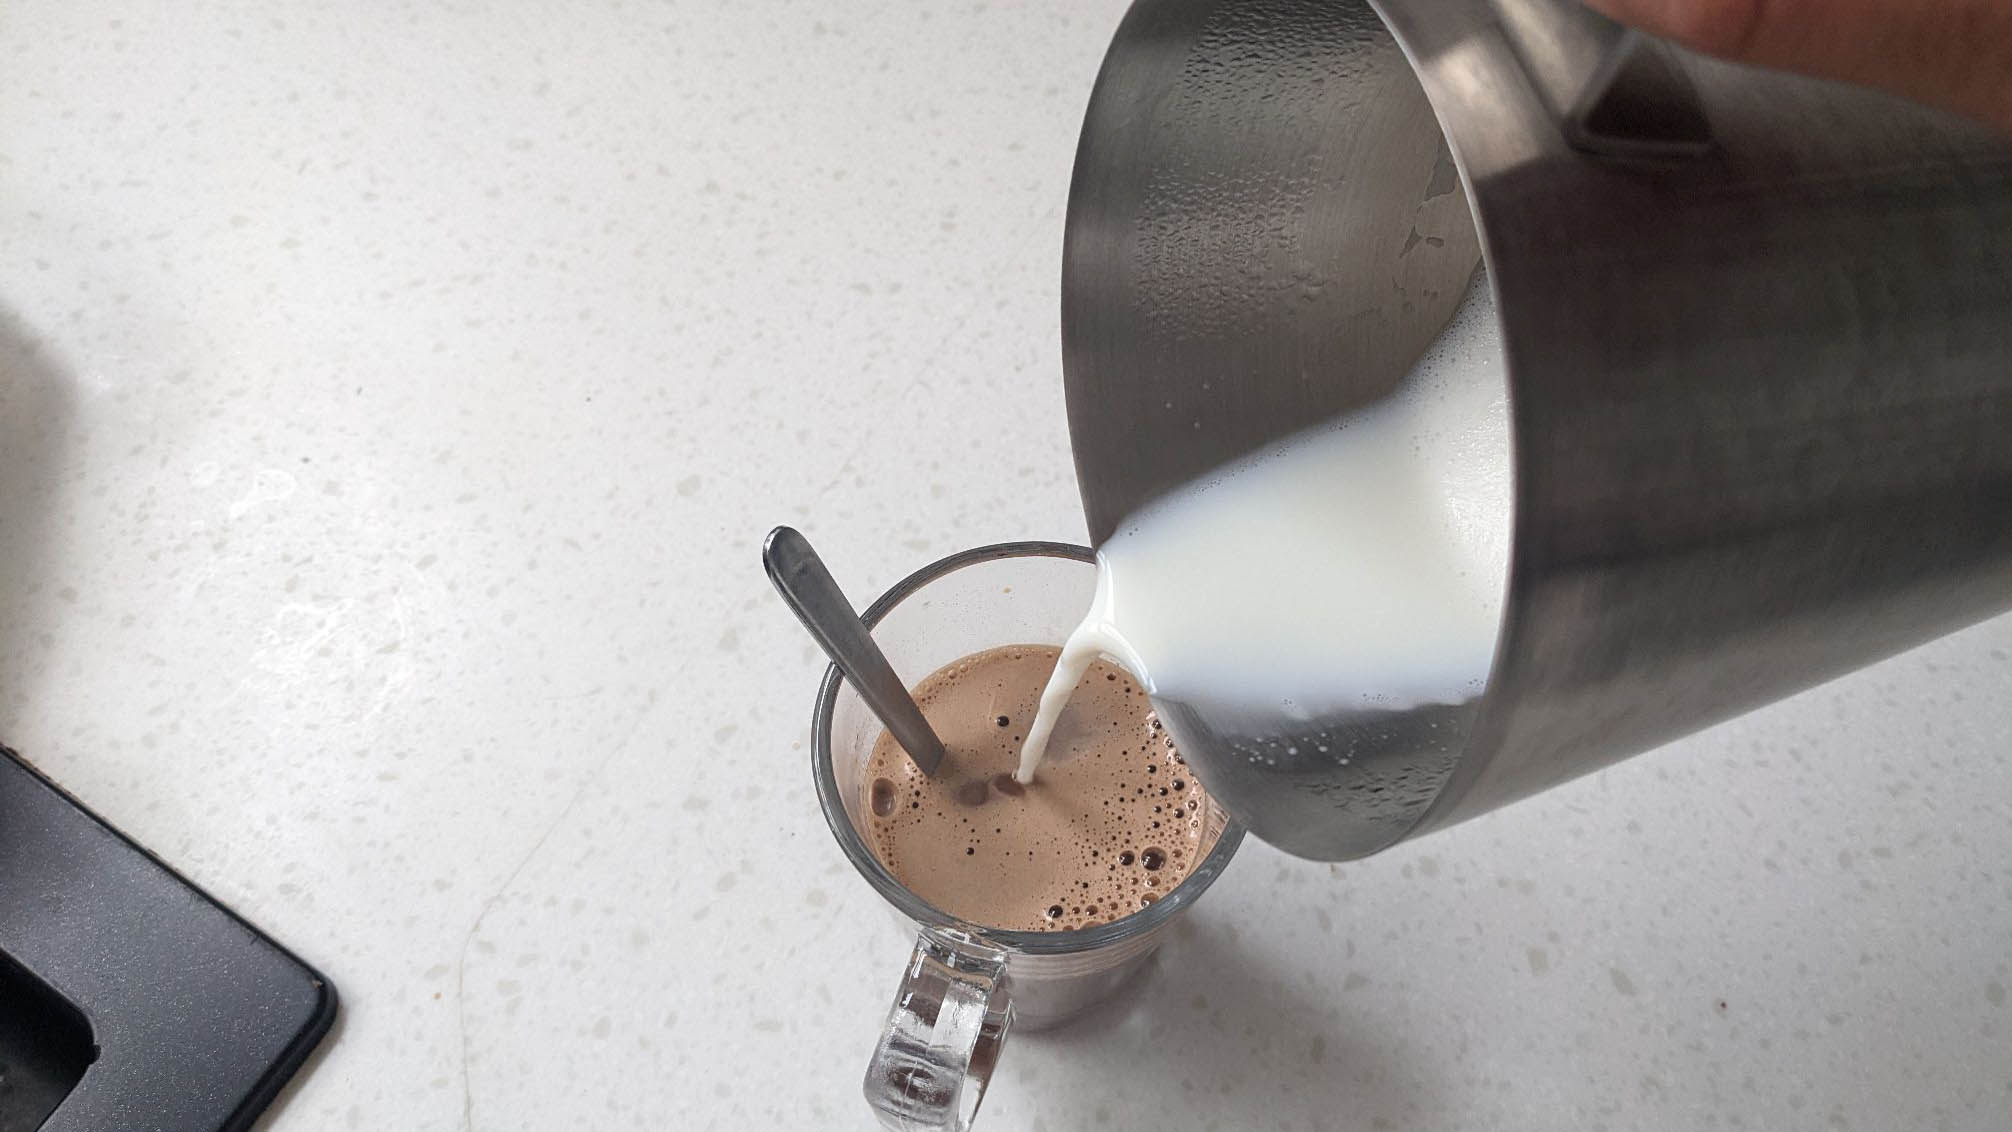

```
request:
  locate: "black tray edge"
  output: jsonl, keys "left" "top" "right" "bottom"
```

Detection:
{"left": 2, "top": 745, "right": 341, "bottom": 1129}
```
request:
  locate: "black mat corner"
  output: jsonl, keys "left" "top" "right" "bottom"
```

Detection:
{"left": 0, "top": 745, "right": 337, "bottom": 1132}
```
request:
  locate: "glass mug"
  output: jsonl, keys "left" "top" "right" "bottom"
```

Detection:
{"left": 810, "top": 542, "right": 1245, "bottom": 1132}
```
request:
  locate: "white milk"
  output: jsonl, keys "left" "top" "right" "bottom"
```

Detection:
{"left": 1016, "top": 274, "right": 1512, "bottom": 782}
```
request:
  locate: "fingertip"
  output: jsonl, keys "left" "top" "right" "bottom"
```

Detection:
{"left": 1580, "top": 0, "right": 1767, "bottom": 60}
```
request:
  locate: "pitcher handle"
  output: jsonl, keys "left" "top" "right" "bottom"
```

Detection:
{"left": 1491, "top": 0, "right": 1714, "bottom": 158}
{"left": 862, "top": 929, "right": 1015, "bottom": 1132}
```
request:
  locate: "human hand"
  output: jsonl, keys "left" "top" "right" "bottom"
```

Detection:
{"left": 1582, "top": 0, "right": 2012, "bottom": 130}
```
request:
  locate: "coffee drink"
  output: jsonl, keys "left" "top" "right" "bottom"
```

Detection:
{"left": 863, "top": 645, "right": 1216, "bottom": 932}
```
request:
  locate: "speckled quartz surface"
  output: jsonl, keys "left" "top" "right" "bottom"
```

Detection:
{"left": 2, "top": 3, "right": 2010, "bottom": 1130}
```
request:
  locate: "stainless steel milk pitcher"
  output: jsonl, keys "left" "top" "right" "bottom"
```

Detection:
{"left": 1059, "top": 0, "right": 2012, "bottom": 860}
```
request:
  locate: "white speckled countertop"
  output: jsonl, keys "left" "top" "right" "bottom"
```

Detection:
{"left": 3, "top": 2, "right": 2010, "bottom": 1130}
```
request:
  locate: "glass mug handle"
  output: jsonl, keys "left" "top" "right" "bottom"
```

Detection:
{"left": 863, "top": 928, "right": 1015, "bottom": 1132}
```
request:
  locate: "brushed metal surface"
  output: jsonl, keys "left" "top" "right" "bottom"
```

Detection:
{"left": 1062, "top": 0, "right": 2012, "bottom": 859}
{"left": 1061, "top": 0, "right": 1484, "bottom": 546}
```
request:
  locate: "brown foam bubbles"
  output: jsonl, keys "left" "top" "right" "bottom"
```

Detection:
{"left": 862, "top": 645, "right": 1217, "bottom": 932}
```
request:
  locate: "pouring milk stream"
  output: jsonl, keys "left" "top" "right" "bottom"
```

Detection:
{"left": 1017, "top": 273, "right": 1512, "bottom": 782}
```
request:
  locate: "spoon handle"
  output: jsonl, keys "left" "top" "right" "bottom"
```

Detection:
{"left": 763, "top": 527, "right": 947, "bottom": 777}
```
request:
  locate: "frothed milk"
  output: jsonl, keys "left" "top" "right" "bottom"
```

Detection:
{"left": 1019, "top": 275, "right": 1511, "bottom": 781}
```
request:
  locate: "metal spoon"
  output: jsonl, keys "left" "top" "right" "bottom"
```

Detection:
{"left": 763, "top": 526, "right": 947, "bottom": 777}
